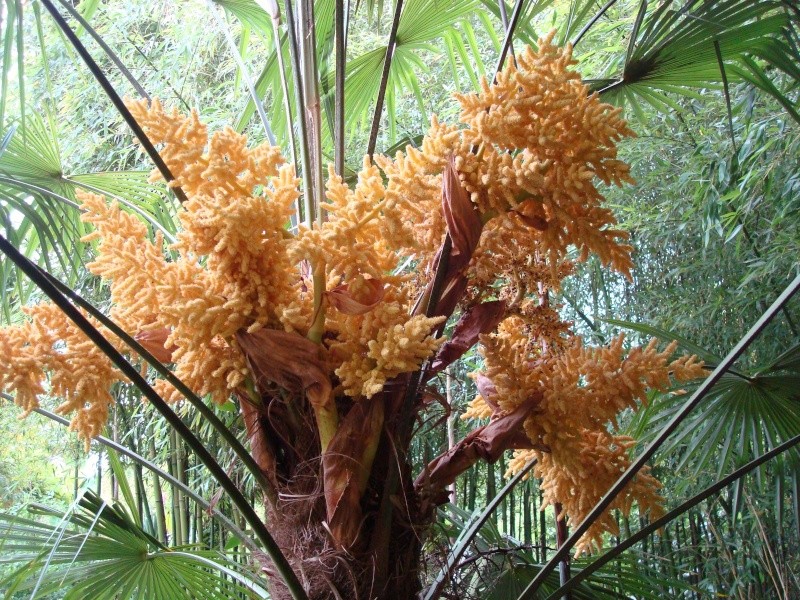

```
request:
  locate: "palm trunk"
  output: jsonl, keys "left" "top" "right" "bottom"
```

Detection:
{"left": 242, "top": 387, "right": 429, "bottom": 600}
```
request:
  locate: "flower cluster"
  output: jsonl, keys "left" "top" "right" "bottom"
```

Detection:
{"left": 0, "top": 303, "right": 123, "bottom": 446}
{"left": 329, "top": 287, "right": 444, "bottom": 398}
{"left": 466, "top": 319, "right": 705, "bottom": 554}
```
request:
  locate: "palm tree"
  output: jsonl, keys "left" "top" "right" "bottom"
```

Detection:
{"left": 1, "top": 1, "right": 798, "bottom": 599}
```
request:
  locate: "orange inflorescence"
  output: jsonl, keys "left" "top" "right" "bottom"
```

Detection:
{"left": 0, "top": 33, "right": 706, "bottom": 551}
{"left": 0, "top": 304, "right": 124, "bottom": 448}
{"left": 467, "top": 318, "right": 705, "bottom": 554}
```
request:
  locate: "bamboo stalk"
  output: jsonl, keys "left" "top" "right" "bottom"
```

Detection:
{"left": 509, "top": 475, "right": 516, "bottom": 538}
{"left": 167, "top": 429, "right": 181, "bottom": 545}
{"left": 539, "top": 489, "right": 547, "bottom": 561}
{"left": 523, "top": 480, "right": 532, "bottom": 546}
{"left": 96, "top": 444, "right": 103, "bottom": 496}
{"left": 283, "top": 0, "right": 314, "bottom": 226}
{"left": 208, "top": 0, "right": 276, "bottom": 145}
{"left": 150, "top": 435, "right": 168, "bottom": 543}
{"left": 334, "top": 0, "right": 346, "bottom": 176}
{"left": 446, "top": 368, "right": 457, "bottom": 505}
{"left": 468, "top": 466, "right": 476, "bottom": 510}
{"left": 111, "top": 407, "right": 119, "bottom": 502}
{"left": 422, "top": 460, "right": 537, "bottom": 600}
{"left": 554, "top": 503, "right": 571, "bottom": 600}
{"left": 546, "top": 428, "right": 800, "bottom": 600}
{"left": 0, "top": 395, "right": 262, "bottom": 553}
{"left": 264, "top": 0, "right": 299, "bottom": 195}
{"left": 298, "top": 0, "right": 324, "bottom": 225}
{"left": 179, "top": 439, "right": 190, "bottom": 544}
{"left": 54, "top": 0, "right": 150, "bottom": 100}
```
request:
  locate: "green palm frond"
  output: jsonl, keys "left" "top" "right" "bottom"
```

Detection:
{"left": 214, "top": 0, "right": 274, "bottom": 36}
{"left": 604, "top": 318, "right": 725, "bottom": 365}
{"left": 731, "top": 56, "right": 800, "bottom": 124}
{"left": 0, "top": 112, "right": 178, "bottom": 296}
{"left": 0, "top": 491, "right": 269, "bottom": 600}
{"left": 596, "top": 0, "right": 796, "bottom": 118}
{"left": 476, "top": 0, "right": 555, "bottom": 47}
{"left": 620, "top": 320, "right": 800, "bottom": 525}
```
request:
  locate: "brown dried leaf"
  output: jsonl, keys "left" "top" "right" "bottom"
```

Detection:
{"left": 416, "top": 393, "right": 543, "bottom": 492}
{"left": 473, "top": 374, "right": 500, "bottom": 414}
{"left": 326, "top": 278, "right": 385, "bottom": 315}
{"left": 442, "top": 155, "right": 482, "bottom": 271}
{"left": 236, "top": 389, "right": 277, "bottom": 479}
{"left": 428, "top": 272, "right": 469, "bottom": 319}
{"left": 418, "top": 155, "right": 480, "bottom": 317}
{"left": 235, "top": 328, "right": 332, "bottom": 410}
{"left": 134, "top": 328, "right": 176, "bottom": 363}
{"left": 430, "top": 301, "right": 505, "bottom": 372}
{"left": 323, "top": 397, "right": 384, "bottom": 548}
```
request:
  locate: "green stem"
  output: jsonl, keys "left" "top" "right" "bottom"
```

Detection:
{"left": 315, "top": 401, "right": 339, "bottom": 454}
{"left": 308, "top": 261, "right": 327, "bottom": 344}
{"left": 283, "top": 0, "right": 314, "bottom": 226}
{"left": 307, "top": 262, "right": 337, "bottom": 451}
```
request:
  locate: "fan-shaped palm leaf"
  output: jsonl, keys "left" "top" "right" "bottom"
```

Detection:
{"left": 595, "top": 0, "right": 797, "bottom": 118}
{"left": 617, "top": 320, "right": 800, "bottom": 526}
{"left": 0, "top": 491, "right": 270, "bottom": 600}
{"left": 0, "top": 113, "right": 178, "bottom": 294}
